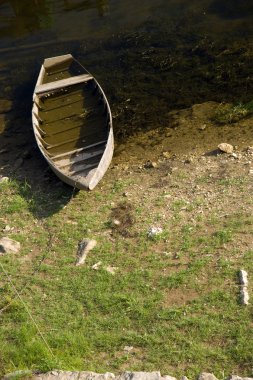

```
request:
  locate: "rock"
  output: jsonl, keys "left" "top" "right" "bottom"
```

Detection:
{"left": 0, "top": 176, "right": 9, "bottom": 183}
{"left": 105, "top": 266, "right": 118, "bottom": 275}
{"left": 163, "top": 376, "right": 177, "bottom": 380}
{"left": 218, "top": 143, "right": 234, "bottom": 154}
{"left": 39, "top": 371, "right": 79, "bottom": 380}
{"left": 3, "top": 225, "right": 11, "bottom": 232}
{"left": 47, "top": 372, "right": 115, "bottom": 380}
{"left": 147, "top": 227, "right": 163, "bottom": 238}
{"left": 24, "top": 372, "right": 178, "bottom": 380}
{"left": 118, "top": 372, "right": 162, "bottom": 380}
{"left": 78, "top": 373, "right": 115, "bottom": 380}
{"left": 198, "top": 374, "right": 219, "bottom": 380}
{"left": 227, "top": 376, "right": 253, "bottom": 380}
{"left": 75, "top": 239, "right": 97, "bottom": 266}
{"left": 0, "top": 98, "right": 12, "bottom": 113}
{"left": 112, "top": 219, "right": 121, "bottom": 226}
{"left": 8, "top": 371, "right": 253, "bottom": 380}
{"left": 0, "top": 237, "right": 21, "bottom": 254}
{"left": 240, "top": 286, "right": 249, "bottom": 305}
{"left": 92, "top": 261, "right": 102, "bottom": 270}
{"left": 239, "top": 270, "right": 248, "bottom": 286}
{"left": 123, "top": 345, "right": 134, "bottom": 352}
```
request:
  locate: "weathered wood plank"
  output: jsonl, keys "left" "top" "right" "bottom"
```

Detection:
{"left": 43, "top": 54, "right": 73, "bottom": 69}
{"left": 35, "top": 74, "right": 93, "bottom": 94}
{"left": 51, "top": 141, "right": 107, "bottom": 160}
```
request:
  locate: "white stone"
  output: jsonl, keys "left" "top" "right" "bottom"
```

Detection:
{"left": 227, "top": 376, "right": 253, "bottom": 380}
{"left": 75, "top": 239, "right": 97, "bottom": 266}
{"left": 218, "top": 143, "right": 234, "bottom": 154}
{"left": 112, "top": 219, "right": 121, "bottom": 226}
{"left": 123, "top": 346, "right": 134, "bottom": 352}
{"left": 239, "top": 270, "right": 248, "bottom": 286}
{"left": 147, "top": 227, "right": 163, "bottom": 238}
{"left": 240, "top": 286, "right": 249, "bottom": 305}
{"left": 163, "top": 376, "right": 177, "bottom": 380}
{"left": 78, "top": 373, "right": 115, "bottom": 380}
{"left": 118, "top": 372, "right": 161, "bottom": 380}
{"left": 0, "top": 237, "right": 21, "bottom": 254}
{"left": 198, "top": 374, "right": 219, "bottom": 380}
{"left": 92, "top": 261, "right": 102, "bottom": 270}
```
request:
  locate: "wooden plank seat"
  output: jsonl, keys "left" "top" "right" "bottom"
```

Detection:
{"left": 35, "top": 74, "right": 93, "bottom": 95}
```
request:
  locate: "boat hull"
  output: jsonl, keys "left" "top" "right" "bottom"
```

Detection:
{"left": 32, "top": 54, "right": 113, "bottom": 190}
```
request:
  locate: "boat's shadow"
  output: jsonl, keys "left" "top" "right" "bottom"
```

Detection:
{"left": 0, "top": 76, "right": 78, "bottom": 219}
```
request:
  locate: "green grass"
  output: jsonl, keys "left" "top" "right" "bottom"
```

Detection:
{"left": 0, "top": 177, "right": 253, "bottom": 378}
{"left": 213, "top": 101, "right": 253, "bottom": 124}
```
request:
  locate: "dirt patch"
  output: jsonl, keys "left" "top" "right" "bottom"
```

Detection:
{"left": 111, "top": 202, "right": 136, "bottom": 237}
{"left": 163, "top": 287, "right": 200, "bottom": 307}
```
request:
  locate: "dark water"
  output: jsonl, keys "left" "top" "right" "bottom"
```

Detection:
{"left": 1, "top": 0, "right": 253, "bottom": 163}
{"left": 1, "top": 0, "right": 253, "bottom": 137}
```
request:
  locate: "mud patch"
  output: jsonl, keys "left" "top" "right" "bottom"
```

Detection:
{"left": 111, "top": 202, "right": 135, "bottom": 237}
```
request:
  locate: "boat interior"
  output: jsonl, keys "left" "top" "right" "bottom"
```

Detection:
{"left": 33, "top": 57, "right": 110, "bottom": 178}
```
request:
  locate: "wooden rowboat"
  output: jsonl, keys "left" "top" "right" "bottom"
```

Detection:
{"left": 32, "top": 54, "right": 113, "bottom": 190}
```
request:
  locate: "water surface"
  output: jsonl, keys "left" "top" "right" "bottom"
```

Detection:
{"left": 0, "top": 0, "right": 253, "bottom": 181}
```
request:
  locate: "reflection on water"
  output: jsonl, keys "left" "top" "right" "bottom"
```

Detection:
{"left": 0, "top": 0, "right": 52, "bottom": 37}
{"left": 1, "top": 0, "right": 253, "bottom": 141}
{"left": 0, "top": 0, "right": 109, "bottom": 39}
{"left": 63, "top": 0, "right": 109, "bottom": 16}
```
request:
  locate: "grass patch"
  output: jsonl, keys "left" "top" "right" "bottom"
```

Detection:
{"left": 0, "top": 168, "right": 253, "bottom": 379}
{"left": 213, "top": 101, "right": 253, "bottom": 124}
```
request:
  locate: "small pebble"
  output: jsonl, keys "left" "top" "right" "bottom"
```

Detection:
{"left": 92, "top": 261, "right": 102, "bottom": 270}
{"left": 147, "top": 227, "right": 163, "bottom": 238}
{"left": 123, "top": 346, "right": 134, "bottom": 353}
{"left": 112, "top": 219, "right": 121, "bottom": 226}
{"left": 218, "top": 143, "right": 234, "bottom": 154}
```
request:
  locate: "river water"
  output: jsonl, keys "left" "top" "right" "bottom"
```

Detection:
{"left": 0, "top": 0, "right": 253, "bottom": 150}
